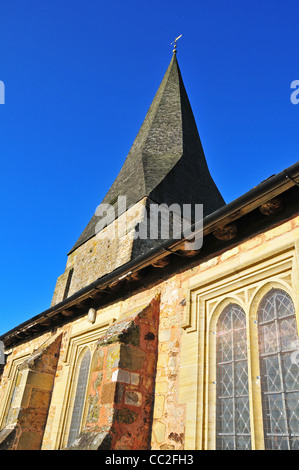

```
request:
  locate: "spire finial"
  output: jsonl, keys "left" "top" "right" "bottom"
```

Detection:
{"left": 170, "top": 34, "right": 182, "bottom": 54}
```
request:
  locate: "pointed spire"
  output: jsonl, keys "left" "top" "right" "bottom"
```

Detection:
{"left": 69, "top": 53, "right": 224, "bottom": 253}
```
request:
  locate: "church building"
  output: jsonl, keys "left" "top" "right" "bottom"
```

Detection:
{"left": 0, "top": 48, "right": 299, "bottom": 451}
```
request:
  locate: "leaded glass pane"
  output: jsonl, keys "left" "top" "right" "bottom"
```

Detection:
{"left": 282, "top": 354, "right": 299, "bottom": 391}
{"left": 221, "top": 398, "right": 234, "bottom": 434}
{"left": 216, "top": 304, "right": 251, "bottom": 450}
{"left": 259, "top": 295, "right": 276, "bottom": 323}
{"left": 260, "top": 323, "right": 278, "bottom": 354}
{"left": 218, "top": 331, "right": 233, "bottom": 363}
{"left": 67, "top": 349, "right": 91, "bottom": 446}
{"left": 221, "top": 436, "right": 235, "bottom": 450}
{"left": 262, "top": 355, "right": 282, "bottom": 392}
{"left": 280, "top": 318, "right": 297, "bottom": 351}
{"left": 267, "top": 394, "right": 288, "bottom": 434}
{"left": 234, "top": 330, "right": 247, "bottom": 361}
{"left": 291, "top": 438, "right": 299, "bottom": 450}
{"left": 271, "top": 437, "right": 289, "bottom": 451}
{"left": 286, "top": 392, "right": 299, "bottom": 434}
{"left": 235, "top": 397, "right": 251, "bottom": 434}
{"left": 258, "top": 289, "right": 299, "bottom": 450}
{"left": 276, "top": 292, "right": 294, "bottom": 319}
{"left": 236, "top": 436, "right": 251, "bottom": 450}
{"left": 235, "top": 361, "right": 249, "bottom": 396}
{"left": 218, "top": 363, "right": 233, "bottom": 397}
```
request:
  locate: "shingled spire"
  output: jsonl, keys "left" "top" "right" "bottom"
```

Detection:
{"left": 69, "top": 52, "right": 224, "bottom": 253}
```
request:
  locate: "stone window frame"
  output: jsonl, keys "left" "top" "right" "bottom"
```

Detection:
{"left": 64, "top": 345, "right": 92, "bottom": 448}
{"left": 179, "top": 240, "right": 299, "bottom": 450}
{"left": 55, "top": 320, "right": 110, "bottom": 449}
{"left": 0, "top": 353, "right": 30, "bottom": 430}
{"left": 257, "top": 288, "right": 299, "bottom": 450}
{"left": 215, "top": 302, "right": 251, "bottom": 450}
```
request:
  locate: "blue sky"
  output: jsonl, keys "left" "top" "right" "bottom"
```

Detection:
{"left": 0, "top": 0, "right": 298, "bottom": 335}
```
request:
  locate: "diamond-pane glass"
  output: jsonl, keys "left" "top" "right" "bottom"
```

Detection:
{"left": 258, "top": 289, "right": 299, "bottom": 450}
{"left": 67, "top": 349, "right": 91, "bottom": 446}
{"left": 216, "top": 304, "right": 251, "bottom": 450}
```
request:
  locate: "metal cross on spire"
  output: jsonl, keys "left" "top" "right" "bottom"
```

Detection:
{"left": 170, "top": 34, "right": 182, "bottom": 54}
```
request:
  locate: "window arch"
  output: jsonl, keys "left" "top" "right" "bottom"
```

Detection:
{"left": 67, "top": 348, "right": 91, "bottom": 447}
{"left": 216, "top": 303, "right": 251, "bottom": 450}
{"left": 258, "top": 288, "right": 299, "bottom": 450}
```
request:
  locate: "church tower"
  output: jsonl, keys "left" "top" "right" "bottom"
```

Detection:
{"left": 1, "top": 44, "right": 299, "bottom": 452}
{"left": 51, "top": 51, "right": 224, "bottom": 306}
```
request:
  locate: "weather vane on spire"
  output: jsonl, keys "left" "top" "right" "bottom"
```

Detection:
{"left": 171, "top": 34, "right": 182, "bottom": 54}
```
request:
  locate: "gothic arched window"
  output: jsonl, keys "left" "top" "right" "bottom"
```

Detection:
{"left": 258, "top": 289, "right": 299, "bottom": 450}
{"left": 67, "top": 348, "right": 91, "bottom": 446}
{"left": 216, "top": 303, "right": 251, "bottom": 450}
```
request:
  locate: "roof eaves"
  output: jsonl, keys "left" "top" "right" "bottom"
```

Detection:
{"left": 2, "top": 160, "right": 299, "bottom": 345}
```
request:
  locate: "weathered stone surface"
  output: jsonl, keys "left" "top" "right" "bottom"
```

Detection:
{"left": 65, "top": 431, "right": 112, "bottom": 450}
{"left": 18, "top": 431, "right": 43, "bottom": 450}
{"left": 118, "top": 345, "right": 145, "bottom": 371}
{"left": 1, "top": 292, "right": 162, "bottom": 450}
{"left": 97, "top": 320, "right": 140, "bottom": 348}
{"left": 130, "top": 372, "right": 140, "bottom": 386}
{"left": 101, "top": 383, "right": 117, "bottom": 404}
{"left": 93, "top": 372, "right": 103, "bottom": 390}
{"left": 115, "top": 383, "right": 124, "bottom": 403}
{"left": 152, "top": 421, "right": 166, "bottom": 444}
{"left": 106, "top": 344, "right": 121, "bottom": 369}
{"left": 160, "top": 444, "right": 175, "bottom": 450}
{"left": 87, "top": 394, "right": 100, "bottom": 423}
{"left": 153, "top": 395, "right": 165, "bottom": 419}
{"left": 90, "top": 349, "right": 105, "bottom": 372}
{"left": 0, "top": 424, "right": 19, "bottom": 450}
{"left": 111, "top": 369, "right": 131, "bottom": 384}
{"left": 18, "top": 334, "right": 62, "bottom": 375}
{"left": 168, "top": 432, "right": 184, "bottom": 444}
{"left": 0, "top": 334, "right": 62, "bottom": 450}
{"left": 79, "top": 296, "right": 160, "bottom": 450}
{"left": 125, "top": 390, "right": 142, "bottom": 407}
{"left": 116, "top": 408, "right": 139, "bottom": 424}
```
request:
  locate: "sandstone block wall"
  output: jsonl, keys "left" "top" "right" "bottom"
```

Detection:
{"left": 0, "top": 334, "right": 62, "bottom": 450}
{"left": 0, "top": 216, "right": 298, "bottom": 449}
{"left": 51, "top": 199, "right": 149, "bottom": 306}
{"left": 67, "top": 295, "right": 160, "bottom": 450}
